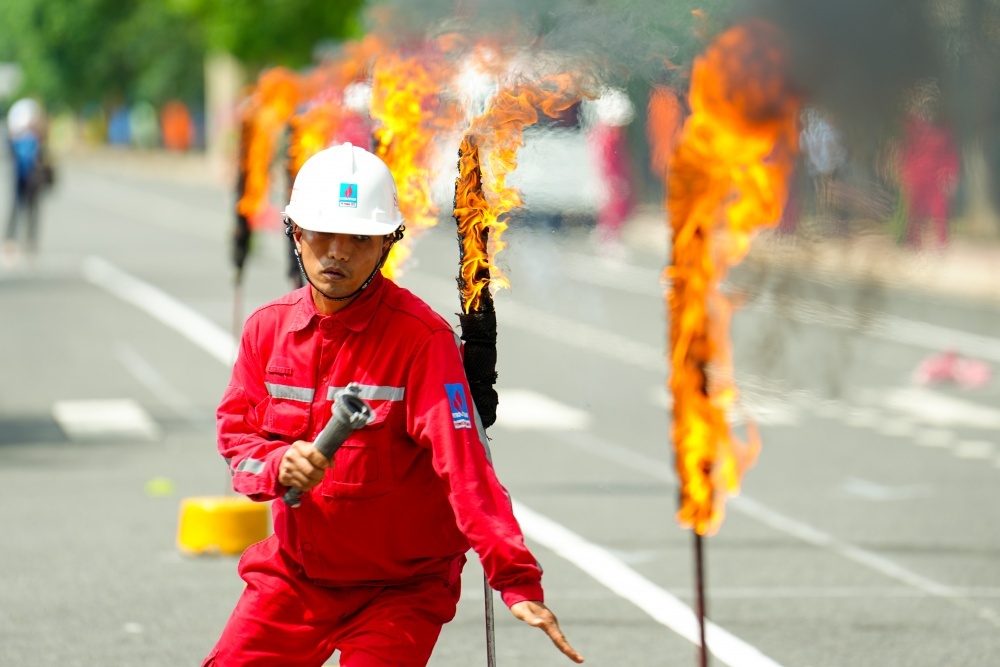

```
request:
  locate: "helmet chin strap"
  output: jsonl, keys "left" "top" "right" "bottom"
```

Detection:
{"left": 294, "top": 250, "right": 384, "bottom": 302}
{"left": 286, "top": 219, "right": 402, "bottom": 303}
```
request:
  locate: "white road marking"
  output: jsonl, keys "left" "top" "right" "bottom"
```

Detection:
{"left": 82, "top": 256, "right": 236, "bottom": 366}
{"left": 547, "top": 429, "right": 958, "bottom": 599}
{"left": 514, "top": 500, "right": 786, "bottom": 667}
{"left": 953, "top": 440, "right": 996, "bottom": 460}
{"left": 52, "top": 399, "right": 159, "bottom": 441}
{"left": 670, "top": 586, "right": 1000, "bottom": 599}
{"left": 843, "top": 407, "right": 881, "bottom": 428}
{"left": 876, "top": 419, "right": 918, "bottom": 438}
{"left": 881, "top": 387, "right": 1000, "bottom": 429}
{"left": 494, "top": 388, "right": 590, "bottom": 431}
{"left": 840, "top": 477, "right": 934, "bottom": 501}
{"left": 915, "top": 429, "right": 954, "bottom": 448}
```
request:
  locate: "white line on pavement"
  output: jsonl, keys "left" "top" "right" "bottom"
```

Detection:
{"left": 87, "top": 256, "right": 783, "bottom": 667}
{"left": 52, "top": 398, "right": 159, "bottom": 441}
{"left": 82, "top": 256, "right": 236, "bottom": 366}
{"left": 546, "top": 429, "right": 958, "bottom": 598}
{"left": 514, "top": 500, "right": 785, "bottom": 667}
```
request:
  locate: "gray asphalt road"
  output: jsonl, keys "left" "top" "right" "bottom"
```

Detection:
{"left": 2, "top": 153, "right": 1000, "bottom": 667}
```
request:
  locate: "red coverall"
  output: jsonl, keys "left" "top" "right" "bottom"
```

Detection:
{"left": 205, "top": 273, "right": 543, "bottom": 666}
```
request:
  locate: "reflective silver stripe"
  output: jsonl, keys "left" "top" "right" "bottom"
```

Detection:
{"left": 234, "top": 458, "right": 266, "bottom": 475}
{"left": 265, "top": 382, "right": 315, "bottom": 402}
{"left": 327, "top": 385, "right": 405, "bottom": 401}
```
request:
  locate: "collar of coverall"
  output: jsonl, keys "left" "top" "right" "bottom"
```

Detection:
{"left": 288, "top": 270, "right": 386, "bottom": 334}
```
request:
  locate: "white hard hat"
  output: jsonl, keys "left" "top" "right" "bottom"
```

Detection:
{"left": 6, "top": 98, "right": 42, "bottom": 136}
{"left": 284, "top": 142, "right": 403, "bottom": 235}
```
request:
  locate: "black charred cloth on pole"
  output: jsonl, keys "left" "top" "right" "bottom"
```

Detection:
{"left": 232, "top": 117, "right": 253, "bottom": 284}
{"left": 284, "top": 130, "right": 305, "bottom": 288}
{"left": 458, "top": 309, "right": 499, "bottom": 429}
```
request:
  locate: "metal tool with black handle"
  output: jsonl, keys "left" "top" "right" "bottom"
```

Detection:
{"left": 282, "top": 383, "right": 374, "bottom": 508}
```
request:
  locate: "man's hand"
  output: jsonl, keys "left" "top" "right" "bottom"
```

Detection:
{"left": 278, "top": 440, "right": 330, "bottom": 492}
{"left": 510, "top": 600, "right": 584, "bottom": 663}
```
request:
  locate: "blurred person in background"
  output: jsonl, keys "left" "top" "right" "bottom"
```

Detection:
{"left": 4, "top": 97, "right": 51, "bottom": 266}
{"left": 799, "top": 106, "right": 849, "bottom": 236}
{"left": 161, "top": 100, "right": 194, "bottom": 152}
{"left": 897, "top": 80, "right": 960, "bottom": 249}
{"left": 588, "top": 87, "right": 636, "bottom": 262}
{"left": 129, "top": 100, "right": 160, "bottom": 149}
{"left": 108, "top": 104, "right": 131, "bottom": 146}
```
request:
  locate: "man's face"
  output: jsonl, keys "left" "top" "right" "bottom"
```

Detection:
{"left": 293, "top": 226, "right": 392, "bottom": 313}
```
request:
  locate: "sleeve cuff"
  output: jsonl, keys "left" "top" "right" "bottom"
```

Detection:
{"left": 499, "top": 582, "right": 545, "bottom": 608}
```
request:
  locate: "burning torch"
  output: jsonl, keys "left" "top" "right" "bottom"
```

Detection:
{"left": 450, "top": 71, "right": 596, "bottom": 664}
{"left": 453, "top": 133, "right": 501, "bottom": 667}
{"left": 665, "top": 20, "right": 799, "bottom": 666}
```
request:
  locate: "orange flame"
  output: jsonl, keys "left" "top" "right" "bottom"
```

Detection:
{"left": 237, "top": 68, "right": 302, "bottom": 228}
{"left": 288, "top": 102, "right": 342, "bottom": 177}
{"left": 370, "top": 46, "right": 462, "bottom": 280}
{"left": 666, "top": 21, "right": 800, "bottom": 535}
{"left": 454, "top": 73, "right": 593, "bottom": 313}
{"left": 287, "top": 35, "right": 386, "bottom": 180}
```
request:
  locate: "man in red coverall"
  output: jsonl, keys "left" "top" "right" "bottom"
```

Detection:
{"left": 204, "top": 143, "right": 583, "bottom": 666}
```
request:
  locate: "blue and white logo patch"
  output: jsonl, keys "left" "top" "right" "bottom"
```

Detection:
{"left": 339, "top": 182, "right": 358, "bottom": 208}
{"left": 444, "top": 383, "right": 472, "bottom": 429}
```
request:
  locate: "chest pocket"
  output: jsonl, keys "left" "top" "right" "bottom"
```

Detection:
{"left": 320, "top": 400, "right": 396, "bottom": 500}
{"left": 258, "top": 379, "right": 314, "bottom": 439}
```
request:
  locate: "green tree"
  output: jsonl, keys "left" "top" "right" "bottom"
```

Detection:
{"left": 0, "top": 0, "right": 205, "bottom": 110}
{"left": 170, "top": 0, "right": 366, "bottom": 71}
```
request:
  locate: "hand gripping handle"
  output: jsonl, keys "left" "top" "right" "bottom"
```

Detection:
{"left": 282, "top": 384, "right": 374, "bottom": 508}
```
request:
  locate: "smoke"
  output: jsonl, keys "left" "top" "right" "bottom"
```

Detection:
{"left": 740, "top": 0, "right": 1000, "bottom": 151}
{"left": 363, "top": 0, "right": 685, "bottom": 85}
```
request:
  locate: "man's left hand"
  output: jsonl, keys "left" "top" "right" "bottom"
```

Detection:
{"left": 510, "top": 600, "right": 584, "bottom": 663}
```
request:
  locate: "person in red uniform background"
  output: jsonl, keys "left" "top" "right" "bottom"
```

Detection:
{"left": 204, "top": 143, "right": 583, "bottom": 667}
{"left": 898, "top": 81, "right": 961, "bottom": 249}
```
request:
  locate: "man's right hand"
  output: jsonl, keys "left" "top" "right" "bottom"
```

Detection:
{"left": 278, "top": 440, "right": 330, "bottom": 492}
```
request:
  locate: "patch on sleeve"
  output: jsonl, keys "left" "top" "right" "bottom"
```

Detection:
{"left": 444, "top": 383, "right": 472, "bottom": 430}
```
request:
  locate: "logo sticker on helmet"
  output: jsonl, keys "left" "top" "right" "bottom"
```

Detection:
{"left": 339, "top": 183, "right": 358, "bottom": 208}
{"left": 444, "top": 383, "right": 472, "bottom": 429}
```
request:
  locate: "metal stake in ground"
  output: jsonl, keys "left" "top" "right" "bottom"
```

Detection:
{"left": 453, "top": 134, "right": 500, "bottom": 667}
{"left": 694, "top": 512, "right": 709, "bottom": 667}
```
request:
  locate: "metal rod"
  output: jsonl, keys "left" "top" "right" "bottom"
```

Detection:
{"left": 694, "top": 531, "right": 709, "bottom": 667}
{"left": 484, "top": 573, "right": 497, "bottom": 667}
{"left": 454, "top": 134, "right": 499, "bottom": 666}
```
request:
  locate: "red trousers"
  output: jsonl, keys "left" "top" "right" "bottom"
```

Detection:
{"left": 203, "top": 537, "right": 463, "bottom": 667}
{"left": 902, "top": 179, "right": 950, "bottom": 247}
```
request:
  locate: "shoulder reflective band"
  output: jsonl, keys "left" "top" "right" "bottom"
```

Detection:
{"left": 266, "top": 383, "right": 316, "bottom": 402}
{"left": 327, "top": 385, "right": 404, "bottom": 402}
